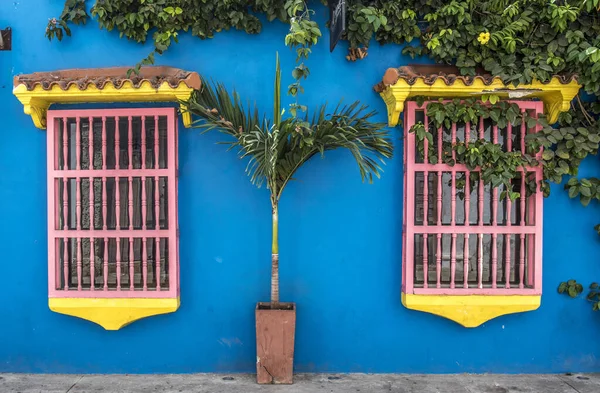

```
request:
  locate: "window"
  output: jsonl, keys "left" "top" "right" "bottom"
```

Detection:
{"left": 46, "top": 108, "right": 179, "bottom": 329}
{"left": 402, "top": 101, "right": 543, "bottom": 326}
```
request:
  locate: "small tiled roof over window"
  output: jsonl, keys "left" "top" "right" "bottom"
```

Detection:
{"left": 14, "top": 66, "right": 200, "bottom": 91}
{"left": 373, "top": 64, "right": 581, "bottom": 126}
{"left": 13, "top": 66, "right": 200, "bottom": 129}
{"left": 373, "top": 65, "right": 577, "bottom": 92}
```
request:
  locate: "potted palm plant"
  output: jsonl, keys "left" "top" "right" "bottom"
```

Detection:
{"left": 184, "top": 54, "right": 393, "bottom": 384}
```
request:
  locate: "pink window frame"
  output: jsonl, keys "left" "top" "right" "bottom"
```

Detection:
{"left": 46, "top": 108, "right": 179, "bottom": 299}
{"left": 402, "top": 100, "right": 543, "bottom": 296}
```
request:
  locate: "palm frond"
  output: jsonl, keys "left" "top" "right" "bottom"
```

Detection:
{"left": 181, "top": 78, "right": 276, "bottom": 188}
{"left": 182, "top": 64, "right": 393, "bottom": 202}
{"left": 273, "top": 102, "right": 394, "bottom": 199}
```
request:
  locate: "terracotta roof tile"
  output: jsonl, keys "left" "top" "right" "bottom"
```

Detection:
{"left": 374, "top": 64, "right": 577, "bottom": 93}
{"left": 13, "top": 66, "right": 201, "bottom": 91}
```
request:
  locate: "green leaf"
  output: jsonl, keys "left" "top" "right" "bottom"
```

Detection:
{"left": 568, "top": 286, "right": 578, "bottom": 298}
{"left": 558, "top": 282, "right": 567, "bottom": 293}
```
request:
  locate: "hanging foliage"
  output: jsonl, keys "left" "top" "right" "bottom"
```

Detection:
{"left": 47, "top": 0, "right": 600, "bottom": 231}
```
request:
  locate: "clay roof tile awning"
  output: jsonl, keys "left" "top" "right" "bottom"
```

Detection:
{"left": 13, "top": 66, "right": 201, "bottom": 91}
{"left": 13, "top": 66, "right": 201, "bottom": 129}
{"left": 374, "top": 64, "right": 577, "bottom": 93}
{"left": 373, "top": 64, "right": 581, "bottom": 126}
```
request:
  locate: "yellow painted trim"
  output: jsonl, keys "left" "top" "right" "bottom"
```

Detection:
{"left": 49, "top": 297, "right": 180, "bottom": 330}
{"left": 401, "top": 293, "right": 540, "bottom": 328}
{"left": 13, "top": 81, "right": 195, "bottom": 129}
{"left": 380, "top": 77, "right": 581, "bottom": 126}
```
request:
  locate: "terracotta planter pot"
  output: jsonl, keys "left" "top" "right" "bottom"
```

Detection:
{"left": 255, "top": 302, "right": 296, "bottom": 384}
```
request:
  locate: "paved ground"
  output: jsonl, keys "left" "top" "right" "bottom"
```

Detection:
{"left": 1, "top": 373, "right": 599, "bottom": 393}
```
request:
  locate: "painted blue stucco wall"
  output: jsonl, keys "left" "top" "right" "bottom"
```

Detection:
{"left": 1, "top": 2, "right": 600, "bottom": 374}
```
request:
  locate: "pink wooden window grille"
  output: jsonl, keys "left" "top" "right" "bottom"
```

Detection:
{"left": 403, "top": 101, "right": 543, "bottom": 296}
{"left": 46, "top": 108, "right": 179, "bottom": 298}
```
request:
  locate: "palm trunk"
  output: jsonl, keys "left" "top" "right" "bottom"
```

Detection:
{"left": 271, "top": 202, "right": 279, "bottom": 307}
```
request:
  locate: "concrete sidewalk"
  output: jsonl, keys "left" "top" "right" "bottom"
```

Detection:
{"left": 0, "top": 374, "right": 600, "bottom": 393}
{"left": 1, "top": 373, "right": 599, "bottom": 393}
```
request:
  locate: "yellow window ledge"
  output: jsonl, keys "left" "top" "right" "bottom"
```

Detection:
{"left": 49, "top": 298, "right": 180, "bottom": 330}
{"left": 377, "top": 71, "right": 580, "bottom": 126}
{"left": 401, "top": 293, "right": 541, "bottom": 328}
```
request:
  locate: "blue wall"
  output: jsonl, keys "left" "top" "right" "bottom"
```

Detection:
{"left": 1, "top": 2, "right": 599, "bottom": 374}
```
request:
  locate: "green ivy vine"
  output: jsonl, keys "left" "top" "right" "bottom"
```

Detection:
{"left": 558, "top": 279, "right": 600, "bottom": 311}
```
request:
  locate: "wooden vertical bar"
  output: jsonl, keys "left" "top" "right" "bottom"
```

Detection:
{"left": 129, "top": 176, "right": 134, "bottom": 230}
{"left": 463, "top": 234, "right": 469, "bottom": 288}
{"left": 62, "top": 119, "right": 69, "bottom": 291}
{"left": 519, "top": 167, "right": 526, "bottom": 289}
{"left": 155, "top": 177, "right": 160, "bottom": 230}
{"left": 478, "top": 117, "right": 484, "bottom": 227}
{"left": 450, "top": 121, "right": 457, "bottom": 289}
{"left": 102, "top": 117, "right": 107, "bottom": 170}
{"left": 478, "top": 234, "right": 483, "bottom": 289}
{"left": 129, "top": 237, "right": 134, "bottom": 290}
{"left": 90, "top": 238, "right": 95, "bottom": 291}
{"left": 519, "top": 234, "right": 525, "bottom": 288}
{"left": 167, "top": 111, "right": 178, "bottom": 293}
{"left": 76, "top": 238, "right": 82, "bottom": 290}
{"left": 492, "top": 233, "right": 498, "bottom": 288}
{"left": 464, "top": 114, "right": 471, "bottom": 291}
{"left": 437, "top": 173, "right": 442, "bottom": 226}
{"left": 63, "top": 238, "right": 69, "bottom": 290}
{"left": 128, "top": 116, "right": 133, "bottom": 170}
{"left": 115, "top": 117, "right": 120, "bottom": 169}
{"left": 142, "top": 238, "right": 148, "bottom": 290}
{"left": 437, "top": 126, "right": 442, "bottom": 162}
{"left": 436, "top": 234, "right": 442, "bottom": 288}
{"left": 403, "top": 104, "right": 414, "bottom": 294}
{"left": 492, "top": 125, "right": 498, "bottom": 225}
{"left": 156, "top": 237, "right": 161, "bottom": 290}
{"left": 423, "top": 116, "right": 429, "bottom": 227}
{"left": 465, "top": 172, "right": 471, "bottom": 223}
{"left": 520, "top": 174, "right": 526, "bottom": 227}
{"left": 88, "top": 179, "right": 94, "bottom": 231}
{"left": 102, "top": 177, "right": 107, "bottom": 230}
{"left": 76, "top": 178, "right": 81, "bottom": 230}
{"left": 62, "top": 118, "right": 69, "bottom": 171}
{"left": 451, "top": 172, "right": 456, "bottom": 225}
{"left": 505, "top": 234, "right": 511, "bottom": 288}
{"left": 88, "top": 117, "right": 93, "bottom": 170}
{"left": 154, "top": 116, "right": 160, "bottom": 169}
{"left": 116, "top": 238, "right": 121, "bottom": 290}
{"left": 437, "top": 123, "right": 443, "bottom": 290}
{"left": 465, "top": 121, "right": 471, "bottom": 227}
{"left": 142, "top": 177, "right": 147, "bottom": 230}
{"left": 75, "top": 118, "right": 81, "bottom": 170}
{"left": 141, "top": 116, "right": 146, "bottom": 169}
{"left": 115, "top": 178, "right": 121, "bottom": 229}
{"left": 103, "top": 237, "right": 108, "bottom": 291}
{"left": 422, "top": 114, "right": 429, "bottom": 289}
{"left": 450, "top": 233, "right": 457, "bottom": 289}
{"left": 423, "top": 235, "right": 428, "bottom": 288}
{"left": 505, "top": 122, "right": 512, "bottom": 289}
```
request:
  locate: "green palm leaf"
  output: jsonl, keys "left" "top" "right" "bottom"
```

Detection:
{"left": 181, "top": 53, "right": 393, "bottom": 306}
{"left": 182, "top": 66, "right": 393, "bottom": 202}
